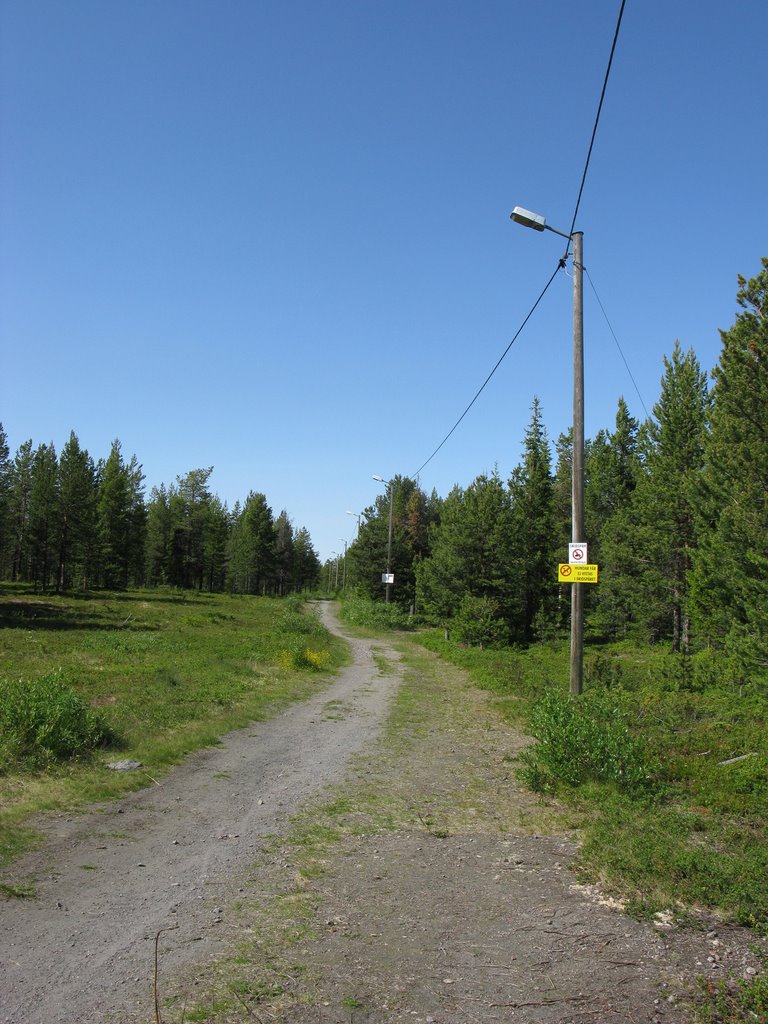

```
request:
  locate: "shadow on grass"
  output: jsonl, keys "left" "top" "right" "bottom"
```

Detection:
{"left": 0, "top": 597, "right": 160, "bottom": 632}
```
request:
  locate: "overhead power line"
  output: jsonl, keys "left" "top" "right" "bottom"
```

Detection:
{"left": 584, "top": 266, "right": 649, "bottom": 419}
{"left": 410, "top": 0, "right": 628, "bottom": 480}
{"left": 412, "top": 259, "right": 564, "bottom": 479}
{"left": 564, "top": 0, "right": 627, "bottom": 255}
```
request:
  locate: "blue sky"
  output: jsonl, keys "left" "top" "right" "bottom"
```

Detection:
{"left": 2, "top": 0, "right": 766, "bottom": 564}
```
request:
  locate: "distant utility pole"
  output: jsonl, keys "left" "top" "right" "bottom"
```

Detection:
{"left": 372, "top": 475, "right": 394, "bottom": 604}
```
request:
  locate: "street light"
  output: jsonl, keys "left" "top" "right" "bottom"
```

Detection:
{"left": 346, "top": 510, "right": 364, "bottom": 537}
{"left": 339, "top": 538, "right": 348, "bottom": 589}
{"left": 510, "top": 206, "right": 584, "bottom": 696}
{"left": 372, "top": 474, "right": 394, "bottom": 604}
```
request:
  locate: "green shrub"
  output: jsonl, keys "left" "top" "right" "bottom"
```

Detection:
{"left": 518, "top": 687, "right": 658, "bottom": 795}
{"left": 339, "top": 593, "right": 412, "bottom": 631}
{"left": 0, "top": 670, "right": 117, "bottom": 771}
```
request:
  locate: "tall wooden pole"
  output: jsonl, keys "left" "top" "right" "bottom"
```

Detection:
{"left": 385, "top": 481, "right": 394, "bottom": 604}
{"left": 570, "top": 231, "right": 584, "bottom": 696}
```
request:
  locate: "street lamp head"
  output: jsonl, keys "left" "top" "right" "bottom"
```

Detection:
{"left": 510, "top": 206, "right": 547, "bottom": 231}
{"left": 511, "top": 205, "right": 573, "bottom": 241}
{"left": 372, "top": 474, "right": 385, "bottom": 483}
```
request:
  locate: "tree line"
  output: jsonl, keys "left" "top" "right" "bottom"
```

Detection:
{"left": 339, "top": 258, "right": 768, "bottom": 679}
{"left": 0, "top": 440, "right": 321, "bottom": 596}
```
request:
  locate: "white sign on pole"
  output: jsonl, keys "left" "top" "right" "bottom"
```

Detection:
{"left": 568, "top": 543, "right": 588, "bottom": 564}
{"left": 381, "top": 573, "right": 395, "bottom": 584}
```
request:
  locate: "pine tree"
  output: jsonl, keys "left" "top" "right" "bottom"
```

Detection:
{"left": 691, "top": 258, "right": 768, "bottom": 678}
{"left": 168, "top": 468, "right": 214, "bottom": 590}
{"left": 27, "top": 443, "right": 59, "bottom": 591}
{"left": 293, "top": 527, "right": 320, "bottom": 592}
{"left": 0, "top": 424, "right": 12, "bottom": 577}
{"left": 56, "top": 432, "right": 98, "bottom": 590}
{"left": 97, "top": 440, "right": 146, "bottom": 589}
{"left": 9, "top": 439, "right": 34, "bottom": 581}
{"left": 145, "top": 484, "right": 173, "bottom": 585}
{"left": 273, "top": 510, "right": 295, "bottom": 596}
{"left": 203, "top": 496, "right": 230, "bottom": 592}
{"left": 240, "top": 492, "right": 275, "bottom": 595}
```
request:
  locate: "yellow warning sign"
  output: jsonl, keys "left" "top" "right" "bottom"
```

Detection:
{"left": 558, "top": 563, "right": 598, "bottom": 584}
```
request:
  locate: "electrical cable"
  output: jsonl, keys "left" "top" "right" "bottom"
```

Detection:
{"left": 412, "top": 259, "right": 564, "bottom": 479}
{"left": 563, "top": 0, "right": 627, "bottom": 258}
{"left": 584, "top": 265, "right": 649, "bottom": 419}
{"left": 409, "top": 0, "right": 628, "bottom": 481}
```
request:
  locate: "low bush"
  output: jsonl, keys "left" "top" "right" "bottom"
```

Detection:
{"left": 0, "top": 670, "right": 118, "bottom": 772}
{"left": 517, "top": 687, "right": 659, "bottom": 795}
{"left": 338, "top": 593, "right": 413, "bottom": 631}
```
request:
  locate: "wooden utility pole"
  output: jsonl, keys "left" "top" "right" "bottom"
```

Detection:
{"left": 570, "top": 231, "right": 584, "bottom": 696}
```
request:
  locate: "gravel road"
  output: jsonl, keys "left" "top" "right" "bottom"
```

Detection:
{"left": 0, "top": 602, "right": 401, "bottom": 1024}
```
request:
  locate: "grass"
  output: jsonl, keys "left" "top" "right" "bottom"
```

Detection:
{"left": 416, "top": 628, "right": 768, "bottom": 929}
{"left": 693, "top": 953, "right": 768, "bottom": 1022}
{"left": 0, "top": 584, "right": 347, "bottom": 867}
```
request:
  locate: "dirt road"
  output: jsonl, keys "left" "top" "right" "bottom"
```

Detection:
{"left": 1, "top": 605, "right": 760, "bottom": 1023}
{"left": 0, "top": 603, "right": 402, "bottom": 1024}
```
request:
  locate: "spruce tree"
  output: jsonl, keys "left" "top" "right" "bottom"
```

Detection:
{"left": 508, "top": 397, "right": 557, "bottom": 640}
{"left": 588, "top": 400, "right": 640, "bottom": 638}
{"left": 691, "top": 258, "right": 768, "bottom": 678}
{"left": 601, "top": 346, "right": 709, "bottom": 649}
{"left": 416, "top": 472, "right": 516, "bottom": 634}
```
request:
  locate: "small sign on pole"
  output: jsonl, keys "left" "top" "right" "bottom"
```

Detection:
{"left": 569, "top": 543, "right": 588, "bottom": 564}
{"left": 558, "top": 563, "right": 598, "bottom": 584}
{"left": 381, "top": 573, "right": 395, "bottom": 584}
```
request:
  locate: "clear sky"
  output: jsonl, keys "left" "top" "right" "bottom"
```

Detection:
{"left": 2, "top": 1, "right": 766, "bottom": 564}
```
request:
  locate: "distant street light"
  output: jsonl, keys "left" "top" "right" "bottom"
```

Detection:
{"left": 346, "top": 510, "right": 364, "bottom": 537}
{"left": 511, "top": 206, "right": 584, "bottom": 696}
{"left": 339, "top": 539, "right": 348, "bottom": 589}
{"left": 372, "top": 475, "right": 394, "bottom": 604}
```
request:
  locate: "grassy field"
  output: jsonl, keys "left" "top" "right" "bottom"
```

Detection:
{"left": 0, "top": 585, "right": 347, "bottom": 866}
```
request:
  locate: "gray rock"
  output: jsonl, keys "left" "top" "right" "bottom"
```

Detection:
{"left": 106, "top": 759, "right": 143, "bottom": 772}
